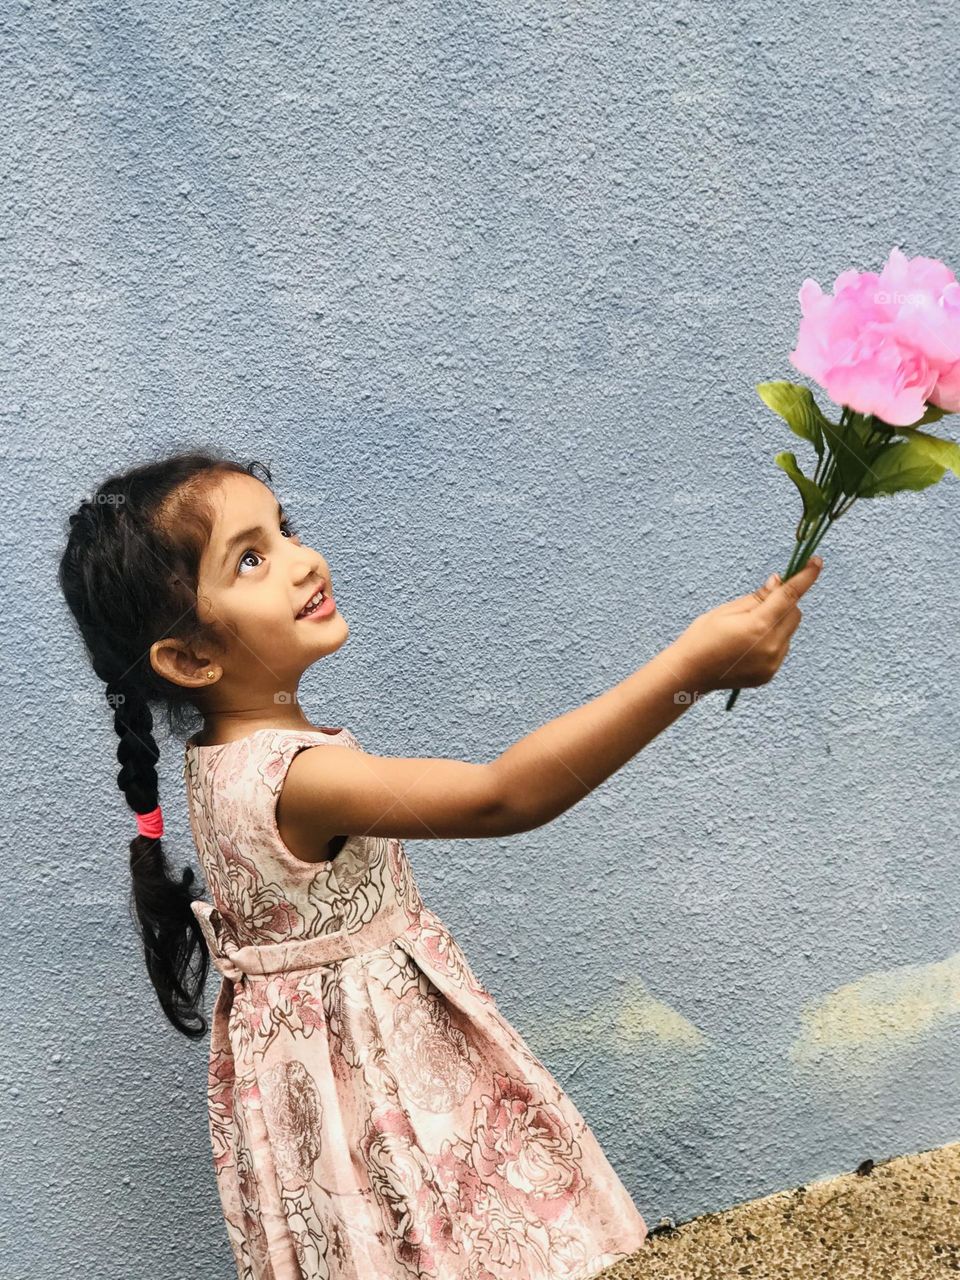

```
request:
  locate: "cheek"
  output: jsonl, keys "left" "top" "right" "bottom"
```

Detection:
{"left": 234, "top": 594, "right": 293, "bottom": 634}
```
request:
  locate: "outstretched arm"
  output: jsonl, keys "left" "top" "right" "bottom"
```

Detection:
{"left": 279, "top": 561, "right": 822, "bottom": 844}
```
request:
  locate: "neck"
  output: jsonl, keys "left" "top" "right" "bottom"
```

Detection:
{"left": 194, "top": 705, "right": 322, "bottom": 743}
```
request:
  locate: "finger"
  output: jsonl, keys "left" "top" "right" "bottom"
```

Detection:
{"left": 726, "top": 572, "right": 782, "bottom": 612}
{"left": 750, "top": 608, "right": 797, "bottom": 666}
{"left": 752, "top": 572, "right": 781, "bottom": 605}
{"left": 765, "top": 610, "right": 801, "bottom": 653}
{"left": 757, "top": 558, "right": 822, "bottom": 624}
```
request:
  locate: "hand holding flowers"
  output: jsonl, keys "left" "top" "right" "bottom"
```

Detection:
{"left": 726, "top": 247, "right": 960, "bottom": 711}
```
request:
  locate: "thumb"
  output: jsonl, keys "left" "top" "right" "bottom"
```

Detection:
{"left": 756, "top": 556, "right": 824, "bottom": 621}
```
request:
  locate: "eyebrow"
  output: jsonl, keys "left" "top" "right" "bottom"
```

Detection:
{"left": 219, "top": 498, "right": 284, "bottom": 572}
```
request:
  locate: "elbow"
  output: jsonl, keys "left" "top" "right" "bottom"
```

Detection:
{"left": 484, "top": 762, "right": 550, "bottom": 836}
{"left": 489, "top": 803, "right": 536, "bottom": 837}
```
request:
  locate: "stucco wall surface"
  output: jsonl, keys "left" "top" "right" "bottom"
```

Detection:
{"left": 3, "top": 2, "right": 958, "bottom": 1276}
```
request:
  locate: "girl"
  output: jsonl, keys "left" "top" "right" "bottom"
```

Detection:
{"left": 58, "top": 448, "right": 822, "bottom": 1280}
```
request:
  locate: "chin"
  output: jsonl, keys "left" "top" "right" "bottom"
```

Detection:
{"left": 328, "top": 613, "right": 349, "bottom": 648}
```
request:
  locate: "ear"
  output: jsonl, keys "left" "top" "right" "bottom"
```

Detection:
{"left": 149, "top": 637, "right": 219, "bottom": 689}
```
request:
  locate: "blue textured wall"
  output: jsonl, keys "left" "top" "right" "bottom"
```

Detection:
{"left": 5, "top": 1, "right": 960, "bottom": 1275}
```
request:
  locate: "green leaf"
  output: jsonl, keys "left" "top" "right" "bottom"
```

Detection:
{"left": 774, "top": 451, "right": 828, "bottom": 520}
{"left": 858, "top": 438, "right": 947, "bottom": 498}
{"left": 896, "top": 428, "right": 960, "bottom": 477}
{"left": 820, "top": 411, "right": 878, "bottom": 496}
{"left": 756, "top": 381, "right": 826, "bottom": 458}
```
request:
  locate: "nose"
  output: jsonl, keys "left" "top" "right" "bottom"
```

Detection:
{"left": 293, "top": 551, "right": 326, "bottom": 584}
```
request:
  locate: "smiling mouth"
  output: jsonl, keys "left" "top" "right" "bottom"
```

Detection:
{"left": 296, "top": 586, "right": 328, "bottom": 619}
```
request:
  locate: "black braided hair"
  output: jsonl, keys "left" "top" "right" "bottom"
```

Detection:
{"left": 57, "top": 449, "right": 275, "bottom": 1038}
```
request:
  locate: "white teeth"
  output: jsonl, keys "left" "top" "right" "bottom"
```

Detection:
{"left": 298, "top": 590, "right": 325, "bottom": 617}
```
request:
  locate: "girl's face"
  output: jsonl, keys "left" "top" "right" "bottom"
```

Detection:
{"left": 153, "top": 471, "right": 348, "bottom": 707}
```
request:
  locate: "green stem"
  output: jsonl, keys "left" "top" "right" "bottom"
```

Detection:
{"left": 789, "top": 494, "right": 835, "bottom": 575}
{"left": 725, "top": 409, "right": 892, "bottom": 712}
{"left": 810, "top": 405, "right": 847, "bottom": 492}
{"left": 726, "top": 410, "right": 855, "bottom": 712}
{"left": 795, "top": 407, "right": 848, "bottom": 547}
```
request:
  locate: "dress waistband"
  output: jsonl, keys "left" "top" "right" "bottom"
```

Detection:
{"left": 190, "top": 898, "right": 414, "bottom": 982}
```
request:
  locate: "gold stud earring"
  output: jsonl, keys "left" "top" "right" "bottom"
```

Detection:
{"left": 206, "top": 670, "right": 216, "bottom": 680}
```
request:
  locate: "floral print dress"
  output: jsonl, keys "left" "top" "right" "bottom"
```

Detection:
{"left": 182, "top": 725, "right": 648, "bottom": 1280}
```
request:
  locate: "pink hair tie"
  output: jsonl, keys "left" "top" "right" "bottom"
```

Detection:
{"left": 136, "top": 805, "right": 164, "bottom": 839}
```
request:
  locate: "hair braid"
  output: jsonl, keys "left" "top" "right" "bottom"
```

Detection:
{"left": 111, "top": 678, "right": 209, "bottom": 1038}
{"left": 57, "top": 449, "right": 272, "bottom": 1039}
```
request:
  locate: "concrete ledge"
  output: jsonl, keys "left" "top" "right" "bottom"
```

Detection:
{"left": 601, "top": 1140, "right": 960, "bottom": 1278}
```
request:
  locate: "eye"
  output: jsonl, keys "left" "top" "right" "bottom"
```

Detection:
{"left": 237, "top": 517, "right": 300, "bottom": 575}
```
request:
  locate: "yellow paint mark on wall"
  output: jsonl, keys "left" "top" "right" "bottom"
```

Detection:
{"left": 615, "top": 978, "right": 708, "bottom": 1049}
{"left": 528, "top": 977, "right": 710, "bottom": 1054}
{"left": 789, "top": 951, "right": 960, "bottom": 1065}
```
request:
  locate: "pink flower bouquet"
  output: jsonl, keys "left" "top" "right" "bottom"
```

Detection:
{"left": 726, "top": 247, "right": 960, "bottom": 710}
